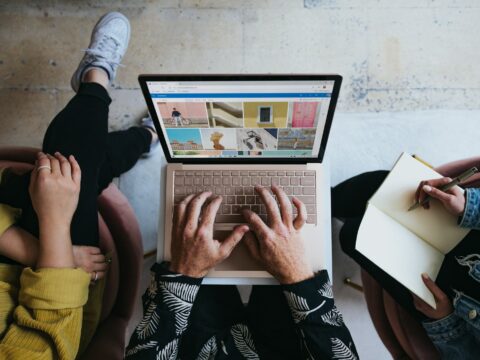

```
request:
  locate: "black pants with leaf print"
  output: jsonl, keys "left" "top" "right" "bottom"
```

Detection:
{"left": 178, "top": 285, "right": 301, "bottom": 359}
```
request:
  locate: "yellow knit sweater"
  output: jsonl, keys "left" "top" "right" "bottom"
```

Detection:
{"left": 0, "top": 169, "right": 101, "bottom": 359}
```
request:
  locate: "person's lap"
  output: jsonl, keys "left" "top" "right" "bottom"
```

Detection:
{"left": 179, "top": 284, "right": 300, "bottom": 359}
{"left": 333, "top": 170, "right": 480, "bottom": 320}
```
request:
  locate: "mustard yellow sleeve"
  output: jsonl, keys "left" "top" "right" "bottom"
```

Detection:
{"left": 0, "top": 267, "right": 90, "bottom": 360}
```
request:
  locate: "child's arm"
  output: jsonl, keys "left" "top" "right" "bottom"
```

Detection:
{"left": 0, "top": 225, "right": 38, "bottom": 266}
{"left": 459, "top": 188, "right": 480, "bottom": 229}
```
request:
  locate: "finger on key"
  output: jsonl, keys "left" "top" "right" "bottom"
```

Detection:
{"left": 272, "top": 185, "right": 292, "bottom": 225}
{"left": 254, "top": 186, "right": 281, "bottom": 225}
{"left": 292, "top": 197, "right": 307, "bottom": 230}
{"left": 185, "top": 191, "right": 212, "bottom": 229}
{"left": 200, "top": 195, "right": 223, "bottom": 229}
{"left": 173, "top": 194, "right": 196, "bottom": 235}
{"left": 241, "top": 208, "right": 271, "bottom": 240}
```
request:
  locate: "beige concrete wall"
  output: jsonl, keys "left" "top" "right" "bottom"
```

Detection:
{"left": 1, "top": 0, "right": 479, "bottom": 146}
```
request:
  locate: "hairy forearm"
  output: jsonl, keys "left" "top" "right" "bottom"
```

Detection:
{"left": 36, "top": 221, "right": 75, "bottom": 269}
{"left": 0, "top": 226, "right": 38, "bottom": 266}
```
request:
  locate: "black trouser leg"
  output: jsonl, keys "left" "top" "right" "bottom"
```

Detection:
{"left": 178, "top": 285, "right": 245, "bottom": 358}
{"left": 331, "top": 170, "right": 389, "bottom": 218}
{"left": 246, "top": 286, "right": 301, "bottom": 359}
{"left": 0, "top": 83, "right": 110, "bottom": 255}
{"left": 332, "top": 170, "right": 425, "bottom": 320}
{"left": 97, "top": 127, "right": 151, "bottom": 192}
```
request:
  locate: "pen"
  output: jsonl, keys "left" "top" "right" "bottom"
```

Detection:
{"left": 408, "top": 167, "right": 479, "bottom": 211}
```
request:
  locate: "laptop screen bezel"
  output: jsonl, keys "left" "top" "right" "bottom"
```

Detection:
{"left": 138, "top": 74, "right": 342, "bottom": 164}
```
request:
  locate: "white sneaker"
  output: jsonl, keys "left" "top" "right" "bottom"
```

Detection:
{"left": 71, "top": 12, "right": 130, "bottom": 92}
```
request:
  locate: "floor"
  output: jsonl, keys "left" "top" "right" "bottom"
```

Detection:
{"left": 2, "top": 2, "right": 480, "bottom": 359}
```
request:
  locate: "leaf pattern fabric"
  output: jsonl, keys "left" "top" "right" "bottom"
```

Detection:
{"left": 197, "top": 336, "right": 218, "bottom": 360}
{"left": 160, "top": 281, "right": 199, "bottom": 335}
{"left": 231, "top": 324, "right": 259, "bottom": 359}
{"left": 126, "top": 262, "right": 358, "bottom": 360}
{"left": 330, "top": 338, "right": 358, "bottom": 360}
{"left": 283, "top": 291, "right": 326, "bottom": 323}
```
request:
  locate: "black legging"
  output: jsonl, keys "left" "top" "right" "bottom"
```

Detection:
{"left": 0, "top": 82, "right": 151, "bottom": 264}
{"left": 332, "top": 170, "right": 480, "bottom": 320}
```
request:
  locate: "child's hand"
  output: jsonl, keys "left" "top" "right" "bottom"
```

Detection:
{"left": 415, "top": 177, "right": 465, "bottom": 216}
{"left": 413, "top": 273, "right": 454, "bottom": 320}
{"left": 29, "top": 152, "right": 81, "bottom": 229}
{"left": 73, "top": 246, "right": 109, "bottom": 281}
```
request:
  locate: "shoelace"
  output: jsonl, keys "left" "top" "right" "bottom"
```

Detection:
{"left": 82, "top": 34, "right": 125, "bottom": 69}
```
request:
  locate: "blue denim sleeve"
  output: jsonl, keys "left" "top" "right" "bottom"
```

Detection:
{"left": 459, "top": 188, "right": 480, "bottom": 229}
{"left": 423, "top": 313, "right": 478, "bottom": 359}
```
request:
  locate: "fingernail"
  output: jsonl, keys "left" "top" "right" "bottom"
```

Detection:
{"left": 421, "top": 272, "right": 429, "bottom": 280}
{"left": 423, "top": 185, "right": 432, "bottom": 192}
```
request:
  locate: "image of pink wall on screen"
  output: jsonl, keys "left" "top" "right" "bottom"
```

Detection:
{"left": 157, "top": 102, "right": 209, "bottom": 128}
{"left": 289, "top": 102, "right": 320, "bottom": 128}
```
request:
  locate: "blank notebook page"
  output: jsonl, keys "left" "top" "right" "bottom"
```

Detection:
{"left": 369, "top": 153, "right": 469, "bottom": 254}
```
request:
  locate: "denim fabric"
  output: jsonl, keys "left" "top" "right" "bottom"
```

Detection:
{"left": 423, "top": 292, "right": 480, "bottom": 359}
{"left": 459, "top": 188, "right": 480, "bottom": 229}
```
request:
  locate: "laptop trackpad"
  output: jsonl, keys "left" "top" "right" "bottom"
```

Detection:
{"left": 213, "top": 230, "right": 264, "bottom": 271}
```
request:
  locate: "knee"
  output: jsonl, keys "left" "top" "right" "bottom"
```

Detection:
{"left": 339, "top": 219, "right": 361, "bottom": 257}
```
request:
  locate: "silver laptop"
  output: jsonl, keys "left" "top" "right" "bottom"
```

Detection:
{"left": 139, "top": 74, "right": 342, "bottom": 284}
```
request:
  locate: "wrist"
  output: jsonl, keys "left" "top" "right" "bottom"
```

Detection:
{"left": 278, "top": 269, "right": 315, "bottom": 285}
{"left": 169, "top": 261, "right": 207, "bottom": 278}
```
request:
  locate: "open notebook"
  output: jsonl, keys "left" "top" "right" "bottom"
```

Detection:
{"left": 356, "top": 153, "right": 470, "bottom": 308}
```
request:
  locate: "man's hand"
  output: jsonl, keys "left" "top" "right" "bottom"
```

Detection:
{"left": 170, "top": 191, "right": 249, "bottom": 278}
{"left": 413, "top": 273, "right": 454, "bottom": 320}
{"left": 242, "top": 185, "right": 314, "bottom": 284}
{"left": 415, "top": 177, "right": 465, "bottom": 216}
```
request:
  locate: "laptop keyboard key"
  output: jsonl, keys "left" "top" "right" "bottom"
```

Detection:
{"left": 216, "top": 215, "right": 245, "bottom": 223}
{"left": 303, "top": 187, "right": 316, "bottom": 195}
{"left": 301, "top": 177, "right": 315, "bottom": 186}
{"left": 296, "top": 196, "right": 315, "bottom": 204}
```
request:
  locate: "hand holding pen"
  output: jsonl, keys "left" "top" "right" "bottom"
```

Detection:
{"left": 409, "top": 167, "right": 478, "bottom": 215}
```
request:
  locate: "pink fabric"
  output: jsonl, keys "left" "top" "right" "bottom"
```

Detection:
{"left": 361, "top": 270, "right": 406, "bottom": 359}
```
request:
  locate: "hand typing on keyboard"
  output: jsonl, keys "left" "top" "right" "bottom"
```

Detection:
{"left": 169, "top": 191, "right": 249, "bottom": 278}
{"left": 242, "top": 185, "right": 315, "bottom": 284}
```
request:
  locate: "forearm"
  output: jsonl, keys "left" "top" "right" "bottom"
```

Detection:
{"left": 36, "top": 220, "right": 74, "bottom": 269}
{"left": 126, "top": 261, "right": 202, "bottom": 358}
{"left": 0, "top": 226, "right": 38, "bottom": 266}
{"left": 282, "top": 271, "right": 358, "bottom": 359}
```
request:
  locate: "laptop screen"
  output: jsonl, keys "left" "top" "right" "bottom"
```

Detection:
{"left": 141, "top": 76, "right": 341, "bottom": 163}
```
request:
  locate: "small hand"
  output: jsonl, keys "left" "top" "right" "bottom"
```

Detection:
{"left": 170, "top": 192, "right": 249, "bottom": 278}
{"left": 242, "top": 185, "right": 314, "bottom": 284}
{"left": 413, "top": 273, "right": 453, "bottom": 320}
{"left": 73, "top": 246, "right": 108, "bottom": 281}
{"left": 415, "top": 177, "right": 465, "bottom": 216}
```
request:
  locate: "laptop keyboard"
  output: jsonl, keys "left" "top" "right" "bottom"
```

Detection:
{"left": 173, "top": 170, "right": 317, "bottom": 224}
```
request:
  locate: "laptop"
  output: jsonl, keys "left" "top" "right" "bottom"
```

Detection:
{"left": 139, "top": 74, "right": 342, "bottom": 284}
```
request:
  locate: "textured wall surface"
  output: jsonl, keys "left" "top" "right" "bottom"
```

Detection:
{"left": 1, "top": 0, "right": 480, "bottom": 147}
